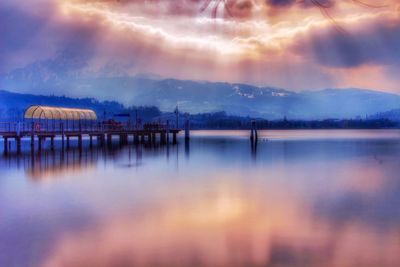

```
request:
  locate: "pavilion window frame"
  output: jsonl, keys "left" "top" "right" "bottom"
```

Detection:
{"left": 24, "top": 105, "right": 97, "bottom": 132}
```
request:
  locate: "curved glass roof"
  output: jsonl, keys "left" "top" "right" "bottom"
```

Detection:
{"left": 24, "top": 105, "right": 97, "bottom": 120}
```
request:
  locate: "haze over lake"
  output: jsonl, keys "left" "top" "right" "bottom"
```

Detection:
{"left": 2, "top": 0, "right": 400, "bottom": 266}
{"left": 1, "top": 130, "right": 399, "bottom": 267}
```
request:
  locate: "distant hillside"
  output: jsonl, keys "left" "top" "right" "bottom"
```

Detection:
{"left": 0, "top": 90, "right": 160, "bottom": 121}
{"left": 125, "top": 80, "right": 400, "bottom": 119}
{"left": 0, "top": 90, "right": 123, "bottom": 117}
{"left": 370, "top": 109, "right": 400, "bottom": 121}
{"left": 0, "top": 90, "right": 398, "bottom": 129}
{"left": 1, "top": 60, "right": 400, "bottom": 119}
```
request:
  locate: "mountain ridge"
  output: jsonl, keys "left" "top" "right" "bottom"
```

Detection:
{"left": 1, "top": 60, "right": 400, "bottom": 119}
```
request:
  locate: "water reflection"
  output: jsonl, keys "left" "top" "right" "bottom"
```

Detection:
{"left": 0, "top": 142, "right": 168, "bottom": 180}
{"left": 2, "top": 148, "right": 112, "bottom": 180}
{"left": 185, "top": 140, "right": 190, "bottom": 160}
{"left": 0, "top": 130, "right": 400, "bottom": 267}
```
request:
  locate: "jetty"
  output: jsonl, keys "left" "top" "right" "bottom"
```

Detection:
{"left": 0, "top": 105, "right": 181, "bottom": 154}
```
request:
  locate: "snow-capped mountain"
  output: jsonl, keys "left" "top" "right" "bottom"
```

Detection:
{"left": 1, "top": 60, "right": 400, "bottom": 119}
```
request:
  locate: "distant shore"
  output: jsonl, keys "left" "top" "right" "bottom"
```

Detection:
{"left": 188, "top": 118, "right": 399, "bottom": 130}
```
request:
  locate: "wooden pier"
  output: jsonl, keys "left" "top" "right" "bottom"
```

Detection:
{"left": 0, "top": 122, "right": 181, "bottom": 154}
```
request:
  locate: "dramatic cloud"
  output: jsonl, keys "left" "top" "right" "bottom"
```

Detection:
{"left": 1, "top": 0, "right": 400, "bottom": 94}
{"left": 294, "top": 15, "right": 400, "bottom": 68}
{"left": 0, "top": 0, "right": 103, "bottom": 73}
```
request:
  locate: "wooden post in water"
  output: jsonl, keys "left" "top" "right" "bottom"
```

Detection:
{"left": 147, "top": 133, "right": 151, "bottom": 144}
{"left": 16, "top": 137, "right": 21, "bottom": 154}
{"left": 172, "top": 132, "right": 177, "bottom": 145}
{"left": 61, "top": 122, "right": 65, "bottom": 149}
{"left": 38, "top": 136, "right": 43, "bottom": 152}
{"left": 31, "top": 122, "right": 35, "bottom": 150}
{"left": 4, "top": 137, "right": 8, "bottom": 154}
{"left": 250, "top": 120, "right": 258, "bottom": 144}
{"left": 255, "top": 123, "right": 258, "bottom": 141}
{"left": 134, "top": 133, "right": 139, "bottom": 144}
{"left": 166, "top": 120, "right": 170, "bottom": 144}
{"left": 50, "top": 136, "right": 55, "bottom": 151}
{"left": 119, "top": 134, "right": 124, "bottom": 146}
{"left": 161, "top": 131, "right": 166, "bottom": 145}
{"left": 100, "top": 134, "right": 105, "bottom": 147}
{"left": 78, "top": 135, "right": 82, "bottom": 149}
{"left": 107, "top": 134, "right": 112, "bottom": 147}
{"left": 184, "top": 118, "right": 190, "bottom": 141}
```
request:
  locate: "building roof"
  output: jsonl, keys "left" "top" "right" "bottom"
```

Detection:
{"left": 24, "top": 105, "right": 97, "bottom": 120}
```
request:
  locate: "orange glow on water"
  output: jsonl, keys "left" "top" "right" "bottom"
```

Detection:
{"left": 2, "top": 132, "right": 400, "bottom": 267}
{"left": 41, "top": 170, "right": 400, "bottom": 267}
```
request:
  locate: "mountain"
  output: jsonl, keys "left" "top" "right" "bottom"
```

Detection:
{"left": 126, "top": 80, "right": 400, "bottom": 119}
{"left": 370, "top": 109, "right": 400, "bottom": 121}
{"left": 1, "top": 60, "right": 400, "bottom": 119}
{"left": 0, "top": 89, "right": 158, "bottom": 123}
{"left": 0, "top": 90, "right": 124, "bottom": 119}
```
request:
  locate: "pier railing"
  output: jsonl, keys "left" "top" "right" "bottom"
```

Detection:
{"left": 1, "top": 121, "right": 181, "bottom": 154}
{"left": 0, "top": 121, "right": 101, "bottom": 134}
{"left": 0, "top": 121, "right": 173, "bottom": 134}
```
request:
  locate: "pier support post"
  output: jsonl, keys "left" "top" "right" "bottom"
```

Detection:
{"left": 250, "top": 120, "right": 258, "bottom": 144}
{"left": 50, "top": 137, "right": 55, "bottom": 151}
{"left": 100, "top": 134, "right": 105, "bottom": 147}
{"left": 185, "top": 118, "right": 190, "bottom": 141}
{"left": 38, "top": 137, "right": 43, "bottom": 152}
{"left": 134, "top": 133, "right": 139, "bottom": 144}
{"left": 16, "top": 137, "right": 21, "bottom": 154}
{"left": 107, "top": 134, "right": 112, "bottom": 147}
{"left": 166, "top": 120, "right": 170, "bottom": 144}
{"left": 78, "top": 135, "right": 82, "bottom": 149}
{"left": 31, "top": 134, "right": 34, "bottom": 150}
{"left": 30, "top": 122, "right": 35, "bottom": 149}
{"left": 146, "top": 133, "right": 150, "bottom": 144}
{"left": 119, "top": 134, "right": 123, "bottom": 146}
{"left": 89, "top": 135, "right": 93, "bottom": 148}
{"left": 161, "top": 132, "right": 166, "bottom": 145}
{"left": 67, "top": 136, "right": 70, "bottom": 150}
{"left": 4, "top": 137, "right": 8, "bottom": 154}
{"left": 172, "top": 132, "right": 177, "bottom": 145}
{"left": 61, "top": 123, "right": 65, "bottom": 149}
{"left": 122, "top": 134, "right": 128, "bottom": 145}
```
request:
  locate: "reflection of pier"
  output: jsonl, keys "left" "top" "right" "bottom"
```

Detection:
{"left": 1, "top": 149, "right": 98, "bottom": 180}
{"left": 0, "top": 143, "right": 157, "bottom": 180}
{"left": 28, "top": 149, "right": 94, "bottom": 180}
{"left": 0, "top": 106, "right": 181, "bottom": 154}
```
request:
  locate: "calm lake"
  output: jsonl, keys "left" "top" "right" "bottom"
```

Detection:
{"left": 1, "top": 130, "right": 400, "bottom": 267}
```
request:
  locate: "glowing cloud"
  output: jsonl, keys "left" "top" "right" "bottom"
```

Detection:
{"left": 1, "top": 0, "right": 400, "bottom": 93}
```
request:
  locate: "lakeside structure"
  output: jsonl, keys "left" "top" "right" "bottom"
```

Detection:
{"left": 0, "top": 105, "right": 181, "bottom": 154}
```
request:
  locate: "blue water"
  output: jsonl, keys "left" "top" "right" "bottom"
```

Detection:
{"left": 1, "top": 130, "right": 400, "bottom": 267}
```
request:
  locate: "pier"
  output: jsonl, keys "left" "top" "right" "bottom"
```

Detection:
{"left": 0, "top": 105, "right": 181, "bottom": 154}
{"left": 0, "top": 122, "right": 181, "bottom": 154}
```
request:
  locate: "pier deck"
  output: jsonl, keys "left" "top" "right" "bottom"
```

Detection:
{"left": 0, "top": 122, "right": 181, "bottom": 154}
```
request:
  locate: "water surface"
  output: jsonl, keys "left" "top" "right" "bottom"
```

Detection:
{"left": 1, "top": 130, "right": 400, "bottom": 267}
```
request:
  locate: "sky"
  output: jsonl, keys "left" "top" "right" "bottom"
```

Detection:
{"left": 1, "top": 0, "right": 400, "bottom": 93}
